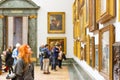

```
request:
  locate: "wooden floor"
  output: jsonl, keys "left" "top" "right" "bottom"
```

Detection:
{"left": 0, "top": 66, "right": 70, "bottom": 80}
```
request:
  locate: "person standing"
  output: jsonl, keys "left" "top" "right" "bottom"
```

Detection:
{"left": 43, "top": 44, "right": 50, "bottom": 74}
{"left": 58, "top": 45, "right": 63, "bottom": 69}
{"left": 12, "top": 43, "right": 21, "bottom": 65}
{"left": 39, "top": 44, "right": 45, "bottom": 70}
{"left": 51, "top": 43, "right": 59, "bottom": 71}
{"left": 5, "top": 47, "right": 14, "bottom": 73}
{"left": 13, "top": 44, "right": 34, "bottom": 80}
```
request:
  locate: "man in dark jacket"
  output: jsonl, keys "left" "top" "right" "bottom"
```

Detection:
{"left": 42, "top": 44, "right": 50, "bottom": 74}
{"left": 51, "top": 44, "right": 59, "bottom": 71}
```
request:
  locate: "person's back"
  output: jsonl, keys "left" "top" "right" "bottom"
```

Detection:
{"left": 14, "top": 59, "right": 34, "bottom": 80}
{"left": 39, "top": 45, "right": 45, "bottom": 70}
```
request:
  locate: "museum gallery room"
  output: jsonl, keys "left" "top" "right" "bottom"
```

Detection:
{"left": 0, "top": 0, "right": 120, "bottom": 80}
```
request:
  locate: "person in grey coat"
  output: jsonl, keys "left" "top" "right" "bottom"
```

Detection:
{"left": 12, "top": 44, "right": 34, "bottom": 80}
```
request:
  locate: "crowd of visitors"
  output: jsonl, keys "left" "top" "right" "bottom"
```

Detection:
{"left": 39, "top": 42, "right": 66, "bottom": 74}
{"left": 0, "top": 42, "right": 66, "bottom": 80}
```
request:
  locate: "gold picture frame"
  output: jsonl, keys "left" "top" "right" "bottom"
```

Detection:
{"left": 96, "top": 0, "right": 115, "bottom": 23}
{"left": 84, "top": 0, "right": 90, "bottom": 28}
{"left": 99, "top": 25, "right": 115, "bottom": 80}
{"left": 95, "top": 45, "right": 99, "bottom": 69}
{"left": 86, "top": 35, "right": 90, "bottom": 64}
{"left": 80, "top": 7, "right": 86, "bottom": 42}
{"left": 74, "top": 40, "right": 77, "bottom": 56}
{"left": 89, "top": 0, "right": 98, "bottom": 32}
{"left": 76, "top": 40, "right": 81, "bottom": 59}
{"left": 48, "top": 12, "right": 65, "bottom": 33}
{"left": 90, "top": 37, "right": 95, "bottom": 68}
{"left": 47, "top": 37, "right": 66, "bottom": 54}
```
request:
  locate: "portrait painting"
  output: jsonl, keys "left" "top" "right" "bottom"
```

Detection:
{"left": 48, "top": 12, "right": 65, "bottom": 33}
{"left": 47, "top": 37, "right": 66, "bottom": 54}
{"left": 99, "top": 25, "right": 115, "bottom": 80}
{"left": 112, "top": 42, "right": 120, "bottom": 80}
{"left": 95, "top": 45, "right": 98, "bottom": 69}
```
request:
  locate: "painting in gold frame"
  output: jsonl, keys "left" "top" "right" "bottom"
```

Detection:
{"left": 80, "top": 7, "right": 86, "bottom": 42}
{"left": 72, "top": 1, "right": 76, "bottom": 24}
{"left": 48, "top": 12, "right": 65, "bottom": 33}
{"left": 95, "top": 45, "right": 99, "bottom": 69}
{"left": 86, "top": 35, "right": 90, "bottom": 65}
{"left": 89, "top": 0, "right": 99, "bottom": 32}
{"left": 84, "top": 0, "right": 90, "bottom": 28}
{"left": 47, "top": 37, "right": 66, "bottom": 54}
{"left": 90, "top": 37, "right": 95, "bottom": 68}
{"left": 74, "top": 40, "right": 77, "bottom": 56}
{"left": 76, "top": 40, "right": 81, "bottom": 59}
{"left": 99, "top": 25, "right": 115, "bottom": 80}
{"left": 96, "top": 0, "right": 115, "bottom": 23}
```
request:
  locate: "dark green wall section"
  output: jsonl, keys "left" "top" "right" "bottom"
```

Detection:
{"left": 28, "top": 17, "right": 37, "bottom": 58}
{"left": 0, "top": 18, "right": 3, "bottom": 54}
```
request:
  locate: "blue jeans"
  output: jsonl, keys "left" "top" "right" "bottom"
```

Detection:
{"left": 39, "top": 56, "right": 43, "bottom": 70}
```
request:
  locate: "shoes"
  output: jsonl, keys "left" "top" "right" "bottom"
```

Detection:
{"left": 54, "top": 69, "right": 57, "bottom": 71}
{"left": 46, "top": 72, "right": 50, "bottom": 74}
{"left": 43, "top": 72, "right": 46, "bottom": 74}
{"left": 43, "top": 72, "right": 50, "bottom": 74}
{"left": 59, "top": 67, "right": 62, "bottom": 69}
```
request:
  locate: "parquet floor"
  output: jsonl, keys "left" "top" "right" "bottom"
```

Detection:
{"left": 0, "top": 66, "right": 70, "bottom": 80}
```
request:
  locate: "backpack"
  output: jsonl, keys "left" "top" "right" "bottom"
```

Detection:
{"left": 43, "top": 50, "right": 48, "bottom": 58}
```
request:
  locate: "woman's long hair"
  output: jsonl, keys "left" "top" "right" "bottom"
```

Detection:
{"left": 18, "top": 44, "right": 32, "bottom": 64}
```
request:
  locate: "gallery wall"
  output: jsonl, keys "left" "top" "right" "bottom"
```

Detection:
{"left": 32, "top": 0, "right": 74, "bottom": 58}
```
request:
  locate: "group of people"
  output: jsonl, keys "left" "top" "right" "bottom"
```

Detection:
{"left": 0, "top": 42, "right": 66, "bottom": 79}
{"left": 39, "top": 43, "right": 66, "bottom": 74}
{"left": 0, "top": 43, "right": 34, "bottom": 80}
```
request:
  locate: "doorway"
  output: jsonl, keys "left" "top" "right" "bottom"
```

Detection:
{"left": 13, "top": 17, "right": 22, "bottom": 46}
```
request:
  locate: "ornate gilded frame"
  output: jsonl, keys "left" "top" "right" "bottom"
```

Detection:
{"left": 99, "top": 25, "right": 115, "bottom": 80}
{"left": 90, "top": 37, "right": 95, "bottom": 68}
{"left": 48, "top": 12, "right": 65, "bottom": 33}
{"left": 95, "top": 45, "right": 99, "bottom": 69}
{"left": 86, "top": 35, "right": 90, "bottom": 64}
{"left": 84, "top": 0, "right": 90, "bottom": 27}
{"left": 74, "top": 40, "right": 77, "bottom": 56}
{"left": 80, "top": 7, "right": 86, "bottom": 42}
{"left": 89, "top": 0, "right": 98, "bottom": 32}
{"left": 47, "top": 37, "right": 66, "bottom": 54}
{"left": 76, "top": 40, "right": 81, "bottom": 59}
{"left": 96, "top": 0, "right": 115, "bottom": 23}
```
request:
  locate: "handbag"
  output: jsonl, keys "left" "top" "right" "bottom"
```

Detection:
{"left": 6, "top": 72, "right": 16, "bottom": 79}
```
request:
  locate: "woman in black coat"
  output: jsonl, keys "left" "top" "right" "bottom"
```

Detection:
{"left": 5, "top": 47, "right": 14, "bottom": 73}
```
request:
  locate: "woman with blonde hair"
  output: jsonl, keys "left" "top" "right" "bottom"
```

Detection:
{"left": 12, "top": 44, "right": 34, "bottom": 80}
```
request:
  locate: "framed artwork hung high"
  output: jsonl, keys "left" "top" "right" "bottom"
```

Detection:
{"left": 89, "top": 0, "right": 98, "bottom": 32}
{"left": 48, "top": 12, "right": 65, "bottom": 33}
{"left": 96, "top": 0, "right": 115, "bottom": 23}
{"left": 47, "top": 37, "right": 66, "bottom": 54}
{"left": 99, "top": 24, "right": 115, "bottom": 80}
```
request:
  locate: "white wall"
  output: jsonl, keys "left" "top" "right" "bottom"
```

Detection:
{"left": 32, "top": 0, "right": 74, "bottom": 58}
{"left": 31, "top": 0, "right": 120, "bottom": 79}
